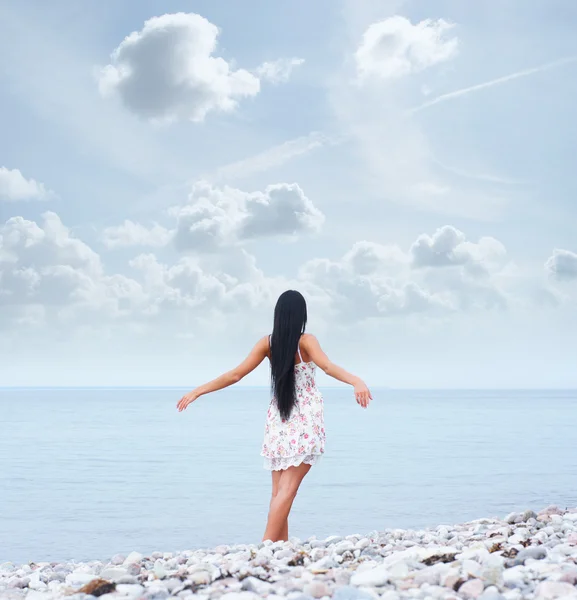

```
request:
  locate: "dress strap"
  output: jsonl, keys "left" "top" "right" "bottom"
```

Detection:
{"left": 297, "top": 339, "right": 303, "bottom": 363}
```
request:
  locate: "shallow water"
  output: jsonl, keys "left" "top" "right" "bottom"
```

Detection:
{"left": 1, "top": 387, "right": 575, "bottom": 563}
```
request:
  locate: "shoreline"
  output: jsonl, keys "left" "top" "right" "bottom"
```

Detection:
{"left": 1, "top": 506, "right": 576, "bottom": 599}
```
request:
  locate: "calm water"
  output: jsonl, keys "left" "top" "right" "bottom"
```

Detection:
{"left": 1, "top": 388, "right": 576, "bottom": 564}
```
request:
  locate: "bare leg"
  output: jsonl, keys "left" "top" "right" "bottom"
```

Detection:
{"left": 263, "top": 463, "right": 311, "bottom": 542}
{"left": 268, "top": 470, "right": 288, "bottom": 540}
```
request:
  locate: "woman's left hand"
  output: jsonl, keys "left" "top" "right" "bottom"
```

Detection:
{"left": 177, "top": 391, "right": 198, "bottom": 412}
{"left": 354, "top": 381, "right": 372, "bottom": 408}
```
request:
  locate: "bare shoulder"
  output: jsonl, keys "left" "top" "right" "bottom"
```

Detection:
{"left": 256, "top": 334, "right": 270, "bottom": 349}
{"left": 301, "top": 333, "right": 319, "bottom": 347}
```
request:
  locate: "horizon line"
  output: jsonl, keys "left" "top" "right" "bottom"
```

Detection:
{"left": 1, "top": 386, "right": 576, "bottom": 392}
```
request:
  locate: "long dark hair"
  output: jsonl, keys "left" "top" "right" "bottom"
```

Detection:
{"left": 270, "top": 290, "right": 308, "bottom": 420}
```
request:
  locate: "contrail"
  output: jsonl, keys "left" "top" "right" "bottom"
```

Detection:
{"left": 410, "top": 55, "right": 577, "bottom": 113}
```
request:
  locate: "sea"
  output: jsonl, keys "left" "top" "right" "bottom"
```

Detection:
{"left": 1, "top": 387, "right": 576, "bottom": 564}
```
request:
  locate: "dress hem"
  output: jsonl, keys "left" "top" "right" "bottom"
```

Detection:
{"left": 261, "top": 452, "right": 323, "bottom": 471}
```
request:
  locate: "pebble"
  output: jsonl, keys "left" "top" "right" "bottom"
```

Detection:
{"left": 332, "top": 585, "right": 376, "bottom": 600}
{"left": 3, "top": 507, "right": 577, "bottom": 599}
{"left": 478, "top": 586, "right": 506, "bottom": 600}
{"left": 350, "top": 566, "right": 389, "bottom": 587}
{"left": 99, "top": 567, "right": 129, "bottom": 581}
{"left": 459, "top": 578, "right": 485, "bottom": 599}
{"left": 123, "top": 551, "right": 143, "bottom": 565}
{"left": 303, "top": 580, "right": 331, "bottom": 598}
{"left": 534, "top": 580, "right": 577, "bottom": 599}
{"left": 510, "top": 545, "right": 547, "bottom": 565}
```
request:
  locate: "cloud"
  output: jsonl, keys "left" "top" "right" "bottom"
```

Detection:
{"left": 332, "top": 12, "right": 507, "bottom": 221}
{"left": 0, "top": 210, "right": 555, "bottom": 336}
{"left": 300, "top": 247, "right": 451, "bottom": 320}
{"left": 342, "top": 240, "right": 408, "bottom": 275}
{"left": 0, "top": 167, "right": 54, "bottom": 202}
{"left": 410, "top": 55, "right": 577, "bottom": 113}
{"left": 256, "top": 57, "right": 304, "bottom": 83}
{"left": 410, "top": 225, "right": 507, "bottom": 273}
{"left": 98, "top": 12, "right": 260, "bottom": 123}
{"left": 210, "top": 132, "right": 329, "bottom": 182}
{"left": 300, "top": 226, "right": 517, "bottom": 319}
{"left": 546, "top": 249, "right": 577, "bottom": 281}
{"left": 102, "top": 220, "right": 172, "bottom": 249}
{"left": 355, "top": 16, "right": 458, "bottom": 80}
{"left": 173, "top": 181, "right": 324, "bottom": 252}
{"left": 128, "top": 249, "right": 278, "bottom": 319}
{"left": 0, "top": 212, "right": 146, "bottom": 321}
{"left": 1, "top": 212, "right": 100, "bottom": 275}
{"left": 0, "top": 210, "right": 279, "bottom": 333}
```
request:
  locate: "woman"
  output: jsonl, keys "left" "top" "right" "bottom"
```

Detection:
{"left": 177, "top": 290, "right": 372, "bottom": 542}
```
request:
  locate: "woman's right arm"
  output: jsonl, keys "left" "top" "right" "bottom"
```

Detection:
{"left": 302, "top": 334, "right": 372, "bottom": 408}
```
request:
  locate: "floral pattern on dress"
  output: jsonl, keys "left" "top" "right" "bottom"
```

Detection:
{"left": 261, "top": 360, "right": 325, "bottom": 471}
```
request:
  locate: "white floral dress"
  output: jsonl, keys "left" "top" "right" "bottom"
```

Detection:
{"left": 261, "top": 341, "right": 325, "bottom": 471}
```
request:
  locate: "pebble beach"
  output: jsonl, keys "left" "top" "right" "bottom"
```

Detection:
{"left": 2, "top": 506, "right": 577, "bottom": 600}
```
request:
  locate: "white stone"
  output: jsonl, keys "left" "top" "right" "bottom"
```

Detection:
{"left": 304, "top": 581, "right": 331, "bottom": 598}
{"left": 116, "top": 583, "right": 145, "bottom": 596}
{"left": 479, "top": 586, "right": 506, "bottom": 600}
{"left": 459, "top": 579, "right": 485, "bottom": 599}
{"left": 350, "top": 566, "right": 390, "bottom": 587}
{"left": 355, "top": 538, "right": 371, "bottom": 551}
{"left": 534, "top": 581, "right": 577, "bottom": 599}
{"left": 123, "top": 551, "right": 143, "bottom": 565}
{"left": 481, "top": 554, "right": 504, "bottom": 585}
{"left": 100, "top": 567, "right": 129, "bottom": 581}
{"left": 502, "top": 565, "right": 526, "bottom": 587}
{"left": 462, "top": 559, "right": 482, "bottom": 578}
{"left": 242, "top": 576, "right": 272, "bottom": 594}
{"left": 325, "top": 536, "right": 343, "bottom": 545}
{"left": 153, "top": 559, "right": 166, "bottom": 579}
{"left": 335, "top": 541, "right": 355, "bottom": 555}
{"left": 65, "top": 571, "right": 97, "bottom": 586}
{"left": 23, "top": 591, "right": 54, "bottom": 600}
{"left": 388, "top": 560, "right": 410, "bottom": 579}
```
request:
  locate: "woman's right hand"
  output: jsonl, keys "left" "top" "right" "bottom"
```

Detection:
{"left": 354, "top": 380, "right": 372, "bottom": 408}
{"left": 177, "top": 390, "right": 199, "bottom": 412}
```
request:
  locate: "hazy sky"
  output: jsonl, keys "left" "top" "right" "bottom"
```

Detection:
{"left": 1, "top": 0, "right": 577, "bottom": 388}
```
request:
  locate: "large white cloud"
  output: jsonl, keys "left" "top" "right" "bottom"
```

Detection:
{"left": 545, "top": 249, "right": 577, "bottom": 281}
{"left": 355, "top": 16, "right": 458, "bottom": 80}
{"left": 98, "top": 12, "right": 303, "bottom": 123}
{"left": 0, "top": 167, "right": 54, "bottom": 202}
{"left": 173, "top": 181, "right": 324, "bottom": 252}
{"left": 98, "top": 13, "right": 260, "bottom": 122}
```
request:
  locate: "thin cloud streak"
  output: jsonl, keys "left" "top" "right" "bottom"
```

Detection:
{"left": 410, "top": 56, "right": 577, "bottom": 113}
{"left": 210, "top": 131, "right": 331, "bottom": 182}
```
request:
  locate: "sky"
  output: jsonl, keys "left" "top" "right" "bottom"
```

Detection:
{"left": 1, "top": 0, "right": 577, "bottom": 388}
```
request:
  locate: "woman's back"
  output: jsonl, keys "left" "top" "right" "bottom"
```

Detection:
{"left": 262, "top": 334, "right": 325, "bottom": 470}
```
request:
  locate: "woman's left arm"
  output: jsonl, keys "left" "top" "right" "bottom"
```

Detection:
{"left": 177, "top": 336, "right": 269, "bottom": 412}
